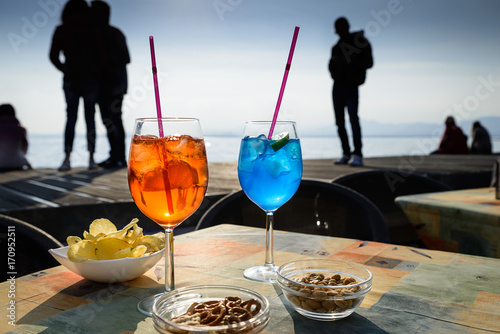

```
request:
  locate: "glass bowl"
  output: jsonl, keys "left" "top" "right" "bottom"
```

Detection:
{"left": 277, "top": 259, "right": 372, "bottom": 321}
{"left": 152, "top": 285, "right": 270, "bottom": 334}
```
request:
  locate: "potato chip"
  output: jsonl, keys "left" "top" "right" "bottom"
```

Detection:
{"left": 95, "top": 238, "right": 131, "bottom": 260}
{"left": 100, "top": 229, "right": 128, "bottom": 241}
{"left": 131, "top": 245, "right": 148, "bottom": 257}
{"left": 134, "top": 234, "right": 164, "bottom": 253}
{"left": 99, "top": 219, "right": 141, "bottom": 243}
{"left": 112, "top": 245, "right": 148, "bottom": 259}
{"left": 124, "top": 224, "right": 143, "bottom": 243}
{"left": 67, "top": 240, "right": 96, "bottom": 262}
{"left": 83, "top": 230, "right": 98, "bottom": 240}
{"left": 66, "top": 218, "right": 164, "bottom": 262}
{"left": 112, "top": 247, "right": 133, "bottom": 259}
{"left": 89, "top": 218, "right": 117, "bottom": 236}
{"left": 121, "top": 218, "right": 139, "bottom": 232}
{"left": 67, "top": 236, "right": 82, "bottom": 247}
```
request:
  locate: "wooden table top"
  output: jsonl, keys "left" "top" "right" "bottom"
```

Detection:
{"left": 395, "top": 187, "right": 500, "bottom": 258}
{"left": 396, "top": 187, "right": 500, "bottom": 216}
{"left": 2, "top": 224, "right": 500, "bottom": 333}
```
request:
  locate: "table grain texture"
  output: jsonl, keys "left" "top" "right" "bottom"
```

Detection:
{"left": 2, "top": 224, "right": 500, "bottom": 333}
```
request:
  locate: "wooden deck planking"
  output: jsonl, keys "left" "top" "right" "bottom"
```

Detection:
{"left": 2, "top": 178, "right": 86, "bottom": 205}
{"left": 38, "top": 177, "right": 129, "bottom": 201}
{"left": 0, "top": 185, "right": 45, "bottom": 210}
{"left": 1, "top": 155, "right": 497, "bottom": 248}
{"left": 1, "top": 155, "right": 497, "bottom": 213}
{"left": 205, "top": 162, "right": 240, "bottom": 194}
{"left": 0, "top": 172, "right": 125, "bottom": 209}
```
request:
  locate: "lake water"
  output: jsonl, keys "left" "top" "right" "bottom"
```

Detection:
{"left": 26, "top": 133, "right": 500, "bottom": 169}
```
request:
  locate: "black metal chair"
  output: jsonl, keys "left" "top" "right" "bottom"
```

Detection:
{"left": 196, "top": 179, "right": 390, "bottom": 243}
{"left": 0, "top": 214, "right": 63, "bottom": 281}
{"left": 332, "top": 170, "right": 453, "bottom": 246}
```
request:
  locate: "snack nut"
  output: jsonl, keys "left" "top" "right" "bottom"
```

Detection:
{"left": 285, "top": 273, "right": 362, "bottom": 313}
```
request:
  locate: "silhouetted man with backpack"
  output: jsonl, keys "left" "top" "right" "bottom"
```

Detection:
{"left": 329, "top": 17, "right": 373, "bottom": 167}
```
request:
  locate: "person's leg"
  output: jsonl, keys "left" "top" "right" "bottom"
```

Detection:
{"left": 60, "top": 89, "right": 79, "bottom": 170}
{"left": 109, "top": 95, "right": 126, "bottom": 164}
{"left": 346, "top": 86, "right": 362, "bottom": 157}
{"left": 344, "top": 86, "right": 363, "bottom": 166}
{"left": 63, "top": 89, "right": 79, "bottom": 155}
{"left": 333, "top": 85, "right": 351, "bottom": 158}
{"left": 97, "top": 94, "right": 114, "bottom": 162}
{"left": 98, "top": 94, "right": 126, "bottom": 168}
{"left": 83, "top": 92, "right": 98, "bottom": 169}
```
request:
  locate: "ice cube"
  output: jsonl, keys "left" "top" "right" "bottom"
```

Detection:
{"left": 177, "top": 136, "right": 190, "bottom": 152}
{"left": 239, "top": 135, "right": 267, "bottom": 173}
{"left": 238, "top": 145, "right": 255, "bottom": 173}
{"left": 264, "top": 152, "right": 292, "bottom": 178}
{"left": 134, "top": 151, "right": 151, "bottom": 163}
{"left": 284, "top": 140, "right": 301, "bottom": 160}
{"left": 238, "top": 159, "right": 253, "bottom": 173}
{"left": 248, "top": 135, "right": 267, "bottom": 159}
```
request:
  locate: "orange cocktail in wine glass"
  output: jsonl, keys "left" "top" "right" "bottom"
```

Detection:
{"left": 128, "top": 117, "right": 208, "bottom": 315}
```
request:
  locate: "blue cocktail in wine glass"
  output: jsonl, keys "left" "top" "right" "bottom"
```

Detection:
{"left": 238, "top": 121, "right": 302, "bottom": 282}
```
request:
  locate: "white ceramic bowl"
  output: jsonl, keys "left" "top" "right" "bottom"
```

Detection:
{"left": 152, "top": 285, "right": 270, "bottom": 334}
{"left": 49, "top": 246, "right": 164, "bottom": 283}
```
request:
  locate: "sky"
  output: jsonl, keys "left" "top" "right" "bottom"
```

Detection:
{"left": 1, "top": 0, "right": 500, "bottom": 137}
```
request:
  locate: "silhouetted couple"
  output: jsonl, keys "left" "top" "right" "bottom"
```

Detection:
{"left": 432, "top": 116, "right": 492, "bottom": 155}
{"left": 49, "top": 0, "right": 129, "bottom": 171}
{"left": 329, "top": 17, "right": 373, "bottom": 167}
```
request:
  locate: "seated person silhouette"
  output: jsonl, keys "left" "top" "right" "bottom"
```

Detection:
{"left": 470, "top": 121, "right": 492, "bottom": 154}
{"left": 0, "top": 104, "right": 32, "bottom": 172}
{"left": 431, "top": 116, "right": 469, "bottom": 154}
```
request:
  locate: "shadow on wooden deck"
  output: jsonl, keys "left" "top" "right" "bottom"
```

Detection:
{"left": 0, "top": 155, "right": 497, "bottom": 247}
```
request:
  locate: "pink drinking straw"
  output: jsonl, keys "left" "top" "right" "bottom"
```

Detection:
{"left": 268, "top": 26, "right": 300, "bottom": 139}
{"left": 149, "top": 36, "right": 174, "bottom": 214}
{"left": 149, "top": 36, "right": 164, "bottom": 137}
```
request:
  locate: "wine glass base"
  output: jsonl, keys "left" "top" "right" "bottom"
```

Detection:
{"left": 243, "top": 265, "right": 278, "bottom": 283}
{"left": 137, "top": 292, "right": 164, "bottom": 316}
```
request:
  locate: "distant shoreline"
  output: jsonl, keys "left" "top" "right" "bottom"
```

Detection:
{"left": 28, "top": 116, "right": 500, "bottom": 138}
{"left": 26, "top": 134, "right": 499, "bottom": 169}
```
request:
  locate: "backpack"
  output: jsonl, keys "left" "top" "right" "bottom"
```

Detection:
{"left": 329, "top": 30, "right": 373, "bottom": 86}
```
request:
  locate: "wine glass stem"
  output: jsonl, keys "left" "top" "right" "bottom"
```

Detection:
{"left": 165, "top": 229, "right": 175, "bottom": 292}
{"left": 265, "top": 212, "right": 274, "bottom": 267}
